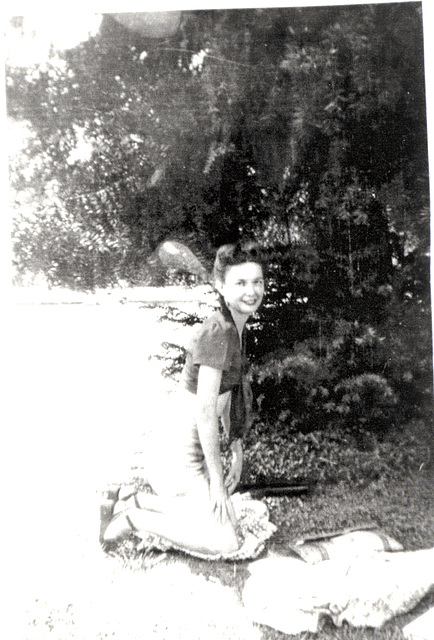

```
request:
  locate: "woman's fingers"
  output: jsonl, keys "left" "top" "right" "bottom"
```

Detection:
{"left": 226, "top": 497, "right": 237, "bottom": 527}
{"left": 209, "top": 477, "right": 238, "bottom": 526}
{"left": 212, "top": 492, "right": 235, "bottom": 525}
{"left": 226, "top": 477, "right": 236, "bottom": 495}
{"left": 225, "top": 470, "right": 240, "bottom": 495}
{"left": 212, "top": 494, "right": 225, "bottom": 523}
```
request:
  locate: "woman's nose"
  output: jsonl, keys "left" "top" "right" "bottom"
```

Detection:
{"left": 245, "top": 282, "right": 255, "bottom": 295}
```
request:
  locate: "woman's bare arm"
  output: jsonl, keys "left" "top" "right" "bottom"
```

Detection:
{"left": 225, "top": 438, "right": 243, "bottom": 495}
{"left": 220, "top": 392, "right": 231, "bottom": 437}
{"left": 196, "top": 365, "right": 234, "bottom": 524}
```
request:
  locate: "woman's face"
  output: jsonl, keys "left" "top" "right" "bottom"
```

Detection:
{"left": 217, "top": 262, "right": 264, "bottom": 317}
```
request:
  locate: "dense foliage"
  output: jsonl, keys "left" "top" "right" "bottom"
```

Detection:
{"left": 7, "top": 4, "right": 432, "bottom": 436}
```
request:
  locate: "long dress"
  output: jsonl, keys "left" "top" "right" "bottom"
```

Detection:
{"left": 103, "top": 304, "right": 253, "bottom": 556}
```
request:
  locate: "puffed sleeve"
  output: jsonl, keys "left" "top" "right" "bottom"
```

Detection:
{"left": 191, "top": 320, "right": 231, "bottom": 370}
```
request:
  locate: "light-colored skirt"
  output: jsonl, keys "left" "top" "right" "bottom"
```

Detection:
{"left": 107, "top": 389, "right": 278, "bottom": 558}
{"left": 144, "top": 389, "right": 211, "bottom": 498}
{"left": 131, "top": 389, "right": 242, "bottom": 556}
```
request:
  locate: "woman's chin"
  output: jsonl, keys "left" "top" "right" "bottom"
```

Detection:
{"left": 242, "top": 303, "right": 260, "bottom": 314}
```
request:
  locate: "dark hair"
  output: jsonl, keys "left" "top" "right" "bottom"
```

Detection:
{"left": 212, "top": 241, "right": 265, "bottom": 285}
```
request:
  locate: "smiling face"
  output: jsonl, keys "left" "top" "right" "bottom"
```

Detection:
{"left": 216, "top": 262, "right": 265, "bottom": 318}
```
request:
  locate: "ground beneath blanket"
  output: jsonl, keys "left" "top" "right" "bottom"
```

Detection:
{"left": 7, "top": 296, "right": 434, "bottom": 640}
{"left": 16, "top": 479, "right": 434, "bottom": 640}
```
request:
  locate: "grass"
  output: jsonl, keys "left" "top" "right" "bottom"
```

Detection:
{"left": 22, "top": 466, "right": 433, "bottom": 640}
{"left": 102, "top": 386, "right": 434, "bottom": 640}
{"left": 14, "top": 295, "right": 433, "bottom": 639}
{"left": 105, "top": 458, "right": 434, "bottom": 640}
{"left": 263, "top": 467, "right": 434, "bottom": 639}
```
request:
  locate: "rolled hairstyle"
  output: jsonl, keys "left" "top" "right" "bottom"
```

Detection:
{"left": 212, "top": 241, "right": 265, "bottom": 286}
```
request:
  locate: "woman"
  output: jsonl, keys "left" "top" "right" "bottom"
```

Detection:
{"left": 102, "top": 242, "right": 265, "bottom": 556}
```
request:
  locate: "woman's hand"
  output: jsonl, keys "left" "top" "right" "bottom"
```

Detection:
{"left": 209, "top": 475, "right": 237, "bottom": 526}
{"left": 225, "top": 438, "right": 243, "bottom": 495}
{"left": 195, "top": 366, "right": 237, "bottom": 526}
{"left": 195, "top": 367, "right": 239, "bottom": 527}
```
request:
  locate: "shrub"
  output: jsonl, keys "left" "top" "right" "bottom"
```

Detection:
{"left": 250, "top": 347, "right": 332, "bottom": 433}
{"left": 241, "top": 421, "right": 431, "bottom": 487}
{"left": 249, "top": 334, "right": 399, "bottom": 438}
{"left": 332, "top": 373, "right": 397, "bottom": 435}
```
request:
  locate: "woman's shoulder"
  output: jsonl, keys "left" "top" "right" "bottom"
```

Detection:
{"left": 200, "top": 309, "right": 234, "bottom": 333}
{"left": 191, "top": 309, "right": 235, "bottom": 344}
{"left": 185, "top": 309, "right": 236, "bottom": 372}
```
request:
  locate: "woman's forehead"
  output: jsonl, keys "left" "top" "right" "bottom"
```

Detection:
{"left": 224, "top": 262, "right": 263, "bottom": 280}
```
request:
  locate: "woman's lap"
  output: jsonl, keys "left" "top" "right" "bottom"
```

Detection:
{"left": 130, "top": 489, "right": 239, "bottom": 555}
{"left": 145, "top": 390, "right": 209, "bottom": 497}
{"left": 109, "top": 390, "right": 240, "bottom": 554}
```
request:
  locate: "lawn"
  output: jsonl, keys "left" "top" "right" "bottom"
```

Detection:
{"left": 8, "top": 288, "right": 433, "bottom": 640}
{"left": 105, "top": 449, "right": 434, "bottom": 640}
{"left": 18, "top": 470, "right": 434, "bottom": 640}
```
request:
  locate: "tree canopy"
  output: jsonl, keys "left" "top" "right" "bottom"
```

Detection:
{"left": 7, "top": 4, "right": 432, "bottom": 433}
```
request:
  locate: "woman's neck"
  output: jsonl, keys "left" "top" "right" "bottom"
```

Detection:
{"left": 227, "top": 306, "right": 247, "bottom": 340}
